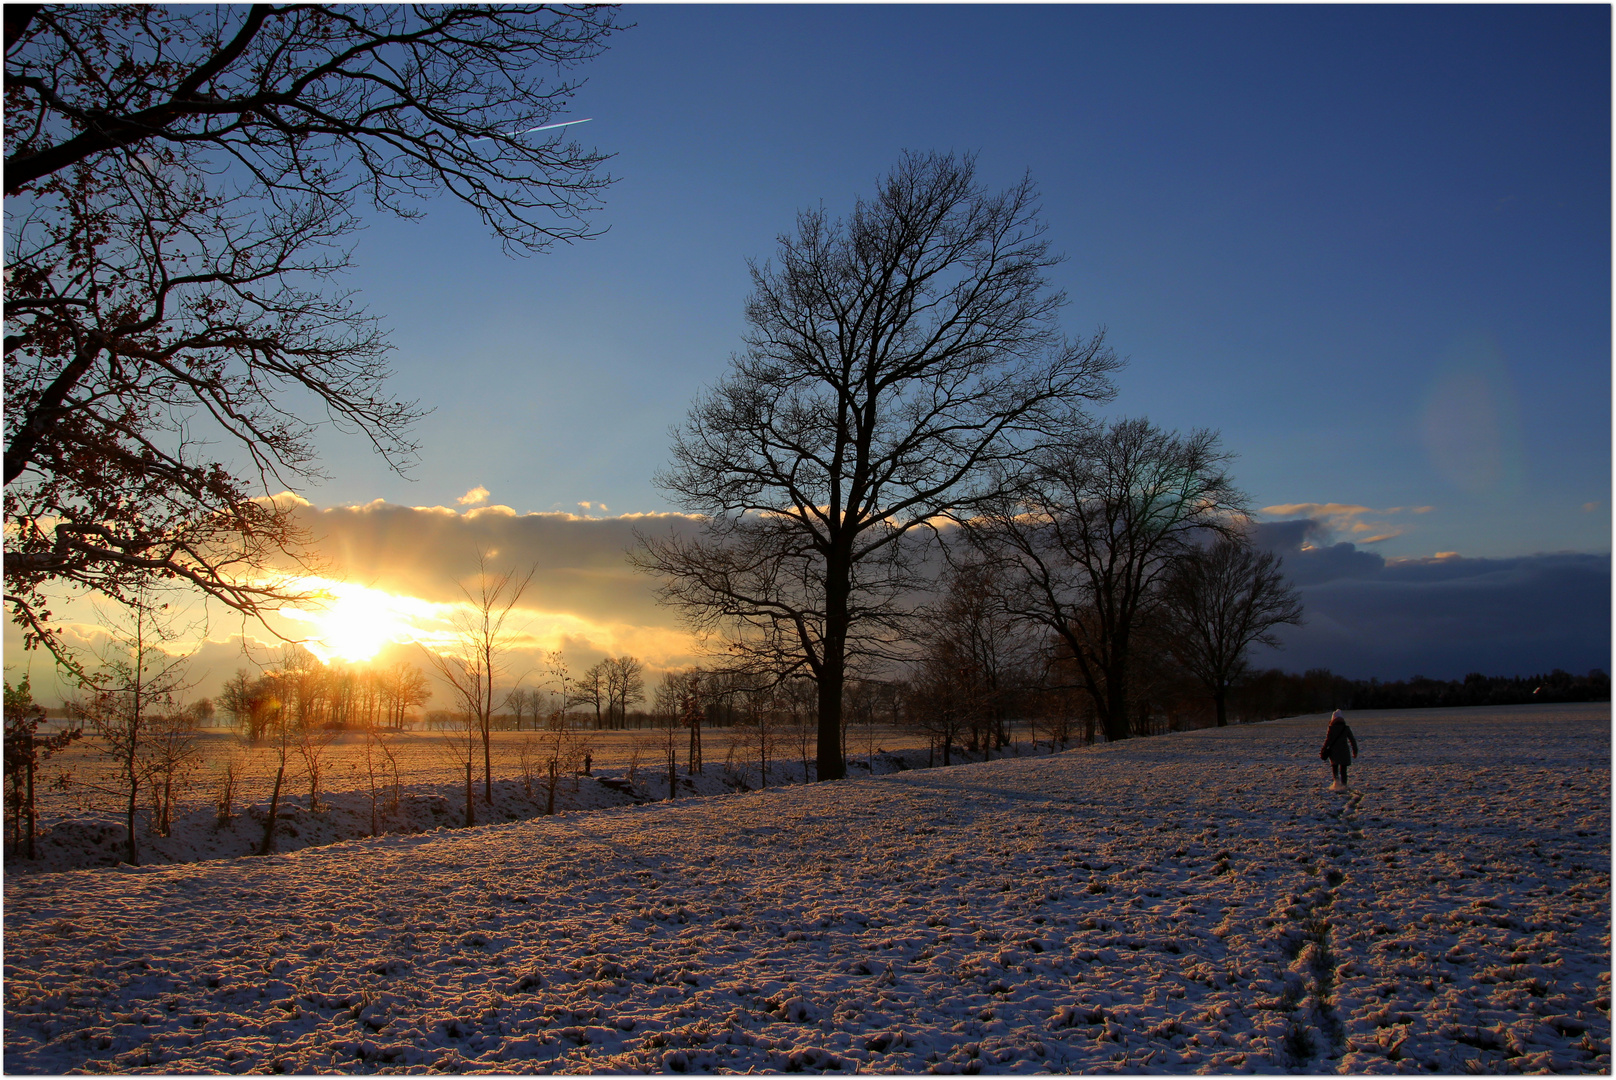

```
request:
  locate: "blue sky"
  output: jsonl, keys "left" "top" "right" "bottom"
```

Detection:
{"left": 10, "top": 5, "right": 1609, "bottom": 702}
{"left": 318, "top": 4, "right": 1610, "bottom": 563}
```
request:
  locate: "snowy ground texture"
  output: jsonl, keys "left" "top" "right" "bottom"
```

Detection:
{"left": 15, "top": 727, "right": 942, "bottom": 876}
{"left": 4, "top": 703, "right": 1608, "bottom": 1074}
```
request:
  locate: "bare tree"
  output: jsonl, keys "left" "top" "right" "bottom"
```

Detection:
{"left": 253, "top": 644, "right": 324, "bottom": 854}
{"left": 5, "top": 6, "right": 621, "bottom": 664}
{"left": 504, "top": 687, "right": 543, "bottom": 732}
{"left": 436, "top": 710, "right": 480, "bottom": 828}
{"left": 966, "top": 418, "right": 1246, "bottom": 741}
{"left": 577, "top": 660, "right": 608, "bottom": 729}
{"left": 423, "top": 552, "right": 536, "bottom": 804}
{"left": 781, "top": 678, "right": 817, "bottom": 782}
{"left": 905, "top": 657, "right": 971, "bottom": 767}
{"left": 213, "top": 759, "right": 241, "bottom": 830}
{"left": 71, "top": 597, "right": 194, "bottom": 865}
{"left": 1161, "top": 536, "right": 1304, "bottom": 727}
{"left": 545, "top": 651, "right": 574, "bottom": 726}
{"left": 635, "top": 151, "right": 1118, "bottom": 782}
{"left": 919, "top": 559, "right": 1035, "bottom": 758}
{"left": 535, "top": 718, "right": 585, "bottom": 815}
{"left": 377, "top": 661, "right": 431, "bottom": 731}
{"left": 678, "top": 672, "right": 705, "bottom": 776}
{"left": 144, "top": 706, "right": 202, "bottom": 838}
{"left": 606, "top": 656, "right": 646, "bottom": 728}
{"left": 662, "top": 721, "right": 680, "bottom": 801}
{"left": 293, "top": 715, "right": 340, "bottom": 814}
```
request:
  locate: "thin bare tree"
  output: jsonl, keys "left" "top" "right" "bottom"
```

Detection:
{"left": 71, "top": 597, "right": 195, "bottom": 865}
{"left": 377, "top": 662, "right": 432, "bottom": 730}
{"left": 144, "top": 706, "right": 203, "bottom": 838}
{"left": 606, "top": 656, "right": 646, "bottom": 728}
{"left": 423, "top": 551, "right": 536, "bottom": 805}
{"left": 577, "top": 661, "right": 608, "bottom": 729}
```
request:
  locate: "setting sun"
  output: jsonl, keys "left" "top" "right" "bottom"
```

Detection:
{"left": 287, "top": 584, "right": 428, "bottom": 664}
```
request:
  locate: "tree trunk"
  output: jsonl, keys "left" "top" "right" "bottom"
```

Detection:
{"left": 483, "top": 721, "right": 492, "bottom": 804}
{"left": 1102, "top": 669, "right": 1132, "bottom": 742}
{"left": 1214, "top": 684, "right": 1228, "bottom": 728}
{"left": 123, "top": 770, "right": 140, "bottom": 866}
{"left": 815, "top": 548, "right": 853, "bottom": 782}
{"left": 23, "top": 731, "right": 35, "bottom": 860}
{"left": 465, "top": 761, "right": 476, "bottom": 827}
{"left": 258, "top": 763, "right": 284, "bottom": 856}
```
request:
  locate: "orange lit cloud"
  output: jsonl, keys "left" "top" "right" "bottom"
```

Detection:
{"left": 1259, "top": 502, "right": 1433, "bottom": 545}
{"left": 457, "top": 485, "right": 491, "bottom": 506}
{"left": 3, "top": 499, "right": 716, "bottom": 705}
{"left": 256, "top": 500, "right": 712, "bottom": 691}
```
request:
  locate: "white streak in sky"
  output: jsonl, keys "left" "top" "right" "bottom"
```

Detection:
{"left": 470, "top": 118, "right": 593, "bottom": 143}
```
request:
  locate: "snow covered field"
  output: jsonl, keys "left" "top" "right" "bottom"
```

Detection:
{"left": 13, "top": 726, "right": 953, "bottom": 875}
{"left": 3, "top": 703, "right": 1608, "bottom": 1074}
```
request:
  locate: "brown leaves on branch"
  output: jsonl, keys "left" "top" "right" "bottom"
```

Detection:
{"left": 4, "top": 5, "right": 621, "bottom": 664}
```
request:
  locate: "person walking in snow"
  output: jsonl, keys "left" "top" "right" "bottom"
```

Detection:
{"left": 1320, "top": 709, "right": 1358, "bottom": 791}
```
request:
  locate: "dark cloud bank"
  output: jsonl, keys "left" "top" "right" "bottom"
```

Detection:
{"left": 1251, "top": 520, "right": 1610, "bottom": 681}
{"left": 287, "top": 502, "right": 1608, "bottom": 684}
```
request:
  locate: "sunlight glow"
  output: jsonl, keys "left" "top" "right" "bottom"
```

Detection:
{"left": 282, "top": 583, "right": 439, "bottom": 663}
{"left": 268, "top": 575, "right": 701, "bottom": 672}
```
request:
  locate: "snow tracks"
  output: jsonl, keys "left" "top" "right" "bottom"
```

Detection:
{"left": 3, "top": 703, "right": 1608, "bottom": 1074}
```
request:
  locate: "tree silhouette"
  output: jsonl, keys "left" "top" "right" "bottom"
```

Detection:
{"left": 968, "top": 418, "right": 1246, "bottom": 741}
{"left": 636, "top": 151, "right": 1118, "bottom": 781}
{"left": 422, "top": 552, "right": 536, "bottom": 805}
{"left": 1161, "top": 536, "right": 1303, "bottom": 727}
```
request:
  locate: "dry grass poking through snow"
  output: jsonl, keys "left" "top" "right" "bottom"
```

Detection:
{"left": 3, "top": 703, "right": 1608, "bottom": 1074}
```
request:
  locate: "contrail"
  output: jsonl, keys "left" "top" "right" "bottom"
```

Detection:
{"left": 470, "top": 118, "right": 593, "bottom": 142}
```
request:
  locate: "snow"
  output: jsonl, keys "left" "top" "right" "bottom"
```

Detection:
{"left": 13, "top": 728, "right": 941, "bottom": 875}
{"left": 4, "top": 702, "right": 1608, "bottom": 1074}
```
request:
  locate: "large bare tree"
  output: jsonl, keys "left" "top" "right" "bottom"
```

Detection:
{"left": 635, "top": 151, "right": 1119, "bottom": 782}
{"left": 966, "top": 418, "right": 1246, "bottom": 742}
{"left": 4, "top": 5, "right": 620, "bottom": 663}
{"left": 1160, "top": 535, "right": 1303, "bottom": 727}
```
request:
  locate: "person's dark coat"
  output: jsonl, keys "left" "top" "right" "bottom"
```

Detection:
{"left": 1321, "top": 718, "right": 1358, "bottom": 765}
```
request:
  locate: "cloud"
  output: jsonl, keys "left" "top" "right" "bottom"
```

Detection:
{"left": 457, "top": 486, "right": 491, "bottom": 506}
{"left": 6, "top": 501, "right": 718, "bottom": 706}
{"left": 1251, "top": 516, "right": 1609, "bottom": 679}
{"left": 258, "top": 501, "right": 713, "bottom": 696}
{"left": 577, "top": 501, "right": 610, "bottom": 514}
{"left": 1258, "top": 502, "right": 1431, "bottom": 545}
{"left": 279, "top": 501, "right": 703, "bottom": 623}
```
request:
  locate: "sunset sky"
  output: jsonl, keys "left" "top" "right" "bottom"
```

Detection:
{"left": 9, "top": 6, "right": 1610, "bottom": 703}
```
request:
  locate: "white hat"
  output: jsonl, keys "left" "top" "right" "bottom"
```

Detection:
{"left": 1331, "top": 709, "right": 1344, "bottom": 721}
